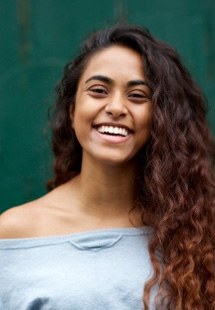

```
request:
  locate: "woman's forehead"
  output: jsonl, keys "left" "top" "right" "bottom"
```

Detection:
{"left": 79, "top": 45, "right": 146, "bottom": 84}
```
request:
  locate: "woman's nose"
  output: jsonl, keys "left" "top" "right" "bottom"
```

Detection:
{"left": 105, "top": 94, "right": 128, "bottom": 118}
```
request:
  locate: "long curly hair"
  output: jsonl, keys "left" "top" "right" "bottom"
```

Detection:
{"left": 48, "top": 24, "right": 215, "bottom": 309}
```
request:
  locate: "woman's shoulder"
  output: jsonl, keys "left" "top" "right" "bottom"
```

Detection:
{"left": 0, "top": 201, "right": 42, "bottom": 239}
{"left": 0, "top": 183, "right": 78, "bottom": 239}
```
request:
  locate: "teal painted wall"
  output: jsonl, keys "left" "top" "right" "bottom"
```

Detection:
{"left": 0, "top": 0, "right": 215, "bottom": 212}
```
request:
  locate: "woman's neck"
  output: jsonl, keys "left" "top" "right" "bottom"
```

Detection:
{"left": 72, "top": 156, "right": 137, "bottom": 218}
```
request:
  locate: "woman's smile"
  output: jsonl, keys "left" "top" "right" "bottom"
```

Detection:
{"left": 93, "top": 124, "right": 132, "bottom": 144}
{"left": 95, "top": 124, "right": 130, "bottom": 137}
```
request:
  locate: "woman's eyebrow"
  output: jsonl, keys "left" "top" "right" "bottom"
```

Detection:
{"left": 127, "top": 80, "right": 149, "bottom": 88}
{"left": 85, "top": 75, "right": 114, "bottom": 85}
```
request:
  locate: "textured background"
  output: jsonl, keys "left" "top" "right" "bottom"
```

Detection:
{"left": 0, "top": 0, "right": 215, "bottom": 212}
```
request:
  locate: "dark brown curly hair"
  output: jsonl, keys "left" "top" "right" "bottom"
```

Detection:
{"left": 48, "top": 24, "right": 215, "bottom": 309}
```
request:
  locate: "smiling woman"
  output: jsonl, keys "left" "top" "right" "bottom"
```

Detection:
{"left": 0, "top": 24, "right": 215, "bottom": 310}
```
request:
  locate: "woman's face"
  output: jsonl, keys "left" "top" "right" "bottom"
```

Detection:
{"left": 71, "top": 45, "right": 152, "bottom": 166}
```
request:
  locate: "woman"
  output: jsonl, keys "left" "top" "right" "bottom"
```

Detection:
{"left": 0, "top": 24, "right": 214, "bottom": 309}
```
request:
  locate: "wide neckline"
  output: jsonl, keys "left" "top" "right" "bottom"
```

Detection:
{"left": 0, "top": 226, "right": 153, "bottom": 249}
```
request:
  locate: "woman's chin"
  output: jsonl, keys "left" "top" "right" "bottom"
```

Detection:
{"left": 84, "top": 150, "right": 136, "bottom": 168}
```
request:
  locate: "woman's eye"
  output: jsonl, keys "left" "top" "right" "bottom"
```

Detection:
{"left": 128, "top": 92, "right": 149, "bottom": 102}
{"left": 130, "top": 93, "right": 144, "bottom": 98}
{"left": 88, "top": 87, "right": 107, "bottom": 95}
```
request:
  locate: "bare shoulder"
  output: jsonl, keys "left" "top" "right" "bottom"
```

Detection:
{"left": 0, "top": 201, "right": 41, "bottom": 239}
{"left": 0, "top": 182, "right": 78, "bottom": 239}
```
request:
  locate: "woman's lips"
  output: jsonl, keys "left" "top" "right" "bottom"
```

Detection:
{"left": 93, "top": 127, "right": 132, "bottom": 144}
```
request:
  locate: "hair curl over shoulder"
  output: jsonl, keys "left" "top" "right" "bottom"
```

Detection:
{"left": 48, "top": 24, "right": 215, "bottom": 309}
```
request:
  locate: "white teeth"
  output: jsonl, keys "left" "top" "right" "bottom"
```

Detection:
{"left": 114, "top": 127, "right": 119, "bottom": 134}
{"left": 97, "top": 125, "right": 129, "bottom": 136}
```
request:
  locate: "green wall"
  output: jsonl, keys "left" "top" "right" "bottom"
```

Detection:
{"left": 0, "top": 0, "right": 215, "bottom": 212}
